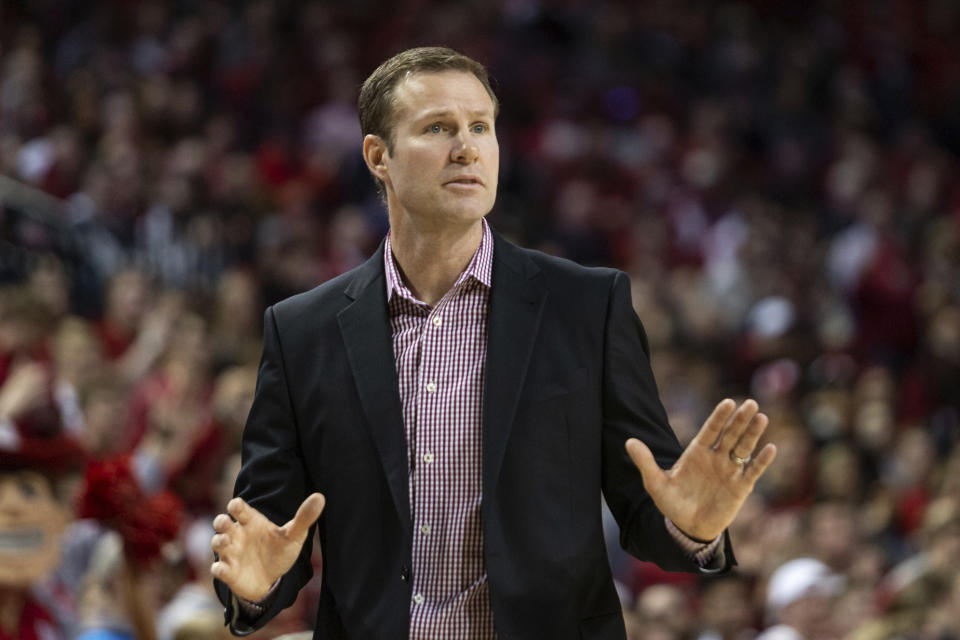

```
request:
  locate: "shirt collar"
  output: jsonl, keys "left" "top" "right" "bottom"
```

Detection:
{"left": 384, "top": 218, "right": 493, "bottom": 304}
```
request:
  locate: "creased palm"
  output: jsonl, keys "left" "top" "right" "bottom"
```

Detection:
{"left": 626, "top": 399, "right": 776, "bottom": 541}
{"left": 210, "top": 493, "right": 325, "bottom": 602}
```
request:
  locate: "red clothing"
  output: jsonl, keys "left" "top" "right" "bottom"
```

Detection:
{"left": 123, "top": 372, "right": 213, "bottom": 453}
{"left": 95, "top": 320, "right": 135, "bottom": 360}
{"left": 0, "top": 597, "right": 63, "bottom": 640}
{"left": 168, "top": 419, "right": 229, "bottom": 514}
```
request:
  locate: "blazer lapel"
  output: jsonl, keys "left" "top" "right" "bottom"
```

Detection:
{"left": 483, "top": 233, "right": 547, "bottom": 500}
{"left": 337, "top": 245, "right": 411, "bottom": 534}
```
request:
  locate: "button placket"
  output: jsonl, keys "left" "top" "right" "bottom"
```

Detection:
{"left": 411, "top": 308, "right": 443, "bottom": 615}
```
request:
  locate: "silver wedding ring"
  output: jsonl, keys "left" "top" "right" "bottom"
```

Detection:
{"left": 730, "top": 451, "right": 750, "bottom": 466}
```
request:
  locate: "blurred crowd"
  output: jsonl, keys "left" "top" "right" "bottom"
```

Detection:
{"left": 2, "top": 0, "right": 960, "bottom": 639}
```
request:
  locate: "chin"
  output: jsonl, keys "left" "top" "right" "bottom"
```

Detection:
{"left": 446, "top": 209, "right": 491, "bottom": 227}
{"left": 444, "top": 196, "right": 495, "bottom": 220}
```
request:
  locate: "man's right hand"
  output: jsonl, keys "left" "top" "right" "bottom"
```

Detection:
{"left": 210, "top": 493, "right": 325, "bottom": 602}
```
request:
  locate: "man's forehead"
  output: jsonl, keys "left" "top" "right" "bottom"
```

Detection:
{"left": 391, "top": 71, "right": 495, "bottom": 119}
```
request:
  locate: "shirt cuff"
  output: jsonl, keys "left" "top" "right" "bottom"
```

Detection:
{"left": 664, "top": 517, "right": 724, "bottom": 569}
{"left": 233, "top": 578, "right": 281, "bottom": 621}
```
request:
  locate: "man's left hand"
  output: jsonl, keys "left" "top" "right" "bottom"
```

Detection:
{"left": 625, "top": 398, "right": 776, "bottom": 542}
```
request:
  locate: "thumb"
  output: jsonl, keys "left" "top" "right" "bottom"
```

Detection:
{"left": 283, "top": 493, "right": 326, "bottom": 542}
{"left": 625, "top": 438, "right": 665, "bottom": 495}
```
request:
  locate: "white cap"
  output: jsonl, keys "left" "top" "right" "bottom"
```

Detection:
{"left": 766, "top": 558, "right": 844, "bottom": 616}
{"left": 747, "top": 296, "right": 796, "bottom": 339}
{"left": 755, "top": 624, "right": 805, "bottom": 640}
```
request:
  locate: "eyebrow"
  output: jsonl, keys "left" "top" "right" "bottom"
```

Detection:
{"left": 415, "top": 108, "right": 494, "bottom": 121}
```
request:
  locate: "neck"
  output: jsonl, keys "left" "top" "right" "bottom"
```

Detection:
{"left": 388, "top": 217, "right": 484, "bottom": 307}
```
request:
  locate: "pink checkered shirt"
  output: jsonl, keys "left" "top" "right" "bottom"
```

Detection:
{"left": 384, "top": 219, "right": 496, "bottom": 639}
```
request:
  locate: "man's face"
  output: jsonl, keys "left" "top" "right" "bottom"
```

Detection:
{"left": 376, "top": 71, "right": 499, "bottom": 230}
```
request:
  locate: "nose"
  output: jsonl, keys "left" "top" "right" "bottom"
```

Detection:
{"left": 451, "top": 133, "right": 479, "bottom": 164}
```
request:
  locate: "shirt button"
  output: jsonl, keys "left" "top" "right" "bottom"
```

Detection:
{"left": 426, "top": 382, "right": 437, "bottom": 393}
{"left": 420, "top": 524, "right": 431, "bottom": 535}
{"left": 423, "top": 452, "right": 434, "bottom": 464}
{"left": 413, "top": 593, "right": 424, "bottom": 605}
{"left": 432, "top": 316, "right": 442, "bottom": 327}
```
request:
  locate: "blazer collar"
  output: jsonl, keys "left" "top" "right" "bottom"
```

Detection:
{"left": 343, "top": 238, "right": 387, "bottom": 301}
{"left": 338, "top": 239, "right": 411, "bottom": 535}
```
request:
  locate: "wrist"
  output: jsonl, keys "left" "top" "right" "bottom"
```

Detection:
{"left": 238, "top": 577, "right": 281, "bottom": 608}
{"left": 667, "top": 519, "right": 719, "bottom": 544}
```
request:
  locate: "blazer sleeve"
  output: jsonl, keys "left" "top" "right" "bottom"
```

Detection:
{"left": 214, "top": 305, "right": 318, "bottom": 634}
{"left": 600, "top": 271, "right": 735, "bottom": 572}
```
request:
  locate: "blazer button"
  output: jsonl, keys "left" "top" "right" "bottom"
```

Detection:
{"left": 401, "top": 566, "right": 410, "bottom": 582}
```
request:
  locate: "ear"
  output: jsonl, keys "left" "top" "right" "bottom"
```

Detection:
{"left": 363, "top": 134, "right": 390, "bottom": 185}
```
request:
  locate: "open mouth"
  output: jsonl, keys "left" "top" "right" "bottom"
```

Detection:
{"left": 0, "top": 529, "right": 45, "bottom": 552}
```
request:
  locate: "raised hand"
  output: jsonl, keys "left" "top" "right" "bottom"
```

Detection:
{"left": 625, "top": 399, "right": 776, "bottom": 542}
{"left": 210, "top": 493, "right": 325, "bottom": 602}
{"left": 0, "top": 362, "right": 48, "bottom": 420}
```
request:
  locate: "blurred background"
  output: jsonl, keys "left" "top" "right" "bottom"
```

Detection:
{"left": 1, "top": 1, "right": 959, "bottom": 639}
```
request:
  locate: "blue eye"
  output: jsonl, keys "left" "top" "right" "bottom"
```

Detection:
{"left": 472, "top": 124, "right": 487, "bottom": 134}
{"left": 429, "top": 124, "right": 443, "bottom": 133}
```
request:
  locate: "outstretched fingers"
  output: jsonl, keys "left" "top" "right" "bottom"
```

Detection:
{"left": 743, "top": 443, "right": 777, "bottom": 483}
{"left": 731, "top": 411, "right": 769, "bottom": 461}
{"left": 227, "top": 497, "right": 255, "bottom": 525}
{"left": 212, "top": 513, "right": 233, "bottom": 533}
{"left": 717, "top": 399, "right": 759, "bottom": 454}
{"left": 210, "top": 533, "right": 231, "bottom": 553}
{"left": 210, "top": 559, "right": 234, "bottom": 583}
{"left": 691, "top": 399, "right": 737, "bottom": 449}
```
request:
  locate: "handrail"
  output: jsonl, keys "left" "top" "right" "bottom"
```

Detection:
{"left": 0, "top": 174, "right": 67, "bottom": 228}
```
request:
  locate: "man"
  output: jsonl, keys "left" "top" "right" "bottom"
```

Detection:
{"left": 210, "top": 47, "right": 776, "bottom": 639}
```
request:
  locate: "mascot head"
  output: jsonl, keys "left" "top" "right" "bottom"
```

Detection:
{"left": 0, "top": 427, "right": 84, "bottom": 588}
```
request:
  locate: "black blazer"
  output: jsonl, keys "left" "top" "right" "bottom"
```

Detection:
{"left": 216, "top": 230, "right": 733, "bottom": 639}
